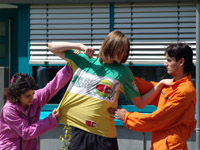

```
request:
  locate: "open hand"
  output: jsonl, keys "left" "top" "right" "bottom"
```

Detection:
{"left": 160, "top": 79, "right": 173, "bottom": 86}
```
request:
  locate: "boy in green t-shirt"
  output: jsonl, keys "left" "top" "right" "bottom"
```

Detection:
{"left": 48, "top": 30, "right": 168, "bottom": 150}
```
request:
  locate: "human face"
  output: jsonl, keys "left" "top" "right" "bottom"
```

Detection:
{"left": 18, "top": 90, "right": 35, "bottom": 110}
{"left": 164, "top": 53, "right": 181, "bottom": 76}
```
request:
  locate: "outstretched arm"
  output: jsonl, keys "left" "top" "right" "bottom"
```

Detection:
{"left": 107, "top": 78, "right": 172, "bottom": 117}
{"left": 48, "top": 42, "right": 95, "bottom": 60}
{"left": 132, "top": 79, "right": 172, "bottom": 109}
{"left": 34, "top": 65, "right": 72, "bottom": 107}
{"left": 3, "top": 106, "right": 59, "bottom": 140}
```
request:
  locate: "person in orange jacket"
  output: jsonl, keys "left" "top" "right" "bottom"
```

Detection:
{"left": 109, "top": 43, "right": 196, "bottom": 150}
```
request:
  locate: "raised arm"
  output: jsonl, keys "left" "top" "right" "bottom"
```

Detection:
{"left": 34, "top": 65, "right": 72, "bottom": 107}
{"left": 48, "top": 42, "right": 95, "bottom": 59}
{"left": 132, "top": 79, "right": 172, "bottom": 109}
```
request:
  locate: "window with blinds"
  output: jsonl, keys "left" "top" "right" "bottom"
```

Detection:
{"left": 30, "top": 4, "right": 110, "bottom": 64}
{"left": 114, "top": 2, "right": 196, "bottom": 64}
{"left": 29, "top": 2, "right": 196, "bottom": 65}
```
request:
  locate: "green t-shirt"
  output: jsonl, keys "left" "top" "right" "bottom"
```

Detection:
{"left": 58, "top": 50, "right": 140, "bottom": 138}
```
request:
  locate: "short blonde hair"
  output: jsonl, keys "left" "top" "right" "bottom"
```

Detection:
{"left": 98, "top": 30, "right": 130, "bottom": 64}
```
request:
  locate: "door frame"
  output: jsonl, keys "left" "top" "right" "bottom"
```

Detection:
{"left": 0, "top": 18, "right": 9, "bottom": 67}
{"left": 0, "top": 9, "right": 18, "bottom": 77}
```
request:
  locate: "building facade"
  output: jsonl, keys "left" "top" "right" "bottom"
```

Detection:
{"left": 0, "top": 0, "right": 199, "bottom": 149}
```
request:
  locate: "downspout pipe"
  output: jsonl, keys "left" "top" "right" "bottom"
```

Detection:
{"left": 196, "top": 2, "right": 200, "bottom": 150}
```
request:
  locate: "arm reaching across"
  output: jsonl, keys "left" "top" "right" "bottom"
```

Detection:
{"left": 131, "top": 79, "right": 172, "bottom": 109}
{"left": 48, "top": 42, "right": 95, "bottom": 59}
{"left": 107, "top": 78, "right": 172, "bottom": 117}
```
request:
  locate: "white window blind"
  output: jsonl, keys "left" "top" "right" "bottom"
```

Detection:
{"left": 30, "top": 4, "right": 110, "bottom": 64}
{"left": 114, "top": 2, "right": 196, "bottom": 64}
{"left": 29, "top": 2, "right": 196, "bottom": 65}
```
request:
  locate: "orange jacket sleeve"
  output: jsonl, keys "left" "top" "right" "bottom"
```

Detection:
{"left": 134, "top": 77, "right": 156, "bottom": 95}
{"left": 134, "top": 77, "right": 159, "bottom": 106}
{"left": 123, "top": 88, "right": 196, "bottom": 134}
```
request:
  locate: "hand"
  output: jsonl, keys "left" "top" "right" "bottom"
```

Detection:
{"left": 160, "top": 79, "right": 173, "bottom": 86}
{"left": 80, "top": 44, "right": 95, "bottom": 59}
{"left": 107, "top": 107, "right": 127, "bottom": 121}
{"left": 115, "top": 108, "right": 127, "bottom": 121}
{"left": 52, "top": 108, "right": 60, "bottom": 119}
{"left": 74, "top": 49, "right": 81, "bottom": 54}
{"left": 107, "top": 107, "right": 117, "bottom": 118}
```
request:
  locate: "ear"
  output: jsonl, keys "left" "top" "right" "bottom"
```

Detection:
{"left": 179, "top": 58, "right": 185, "bottom": 67}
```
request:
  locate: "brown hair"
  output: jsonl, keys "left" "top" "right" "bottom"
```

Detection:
{"left": 4, "top": 73, "right": 38, "bottom": 104}
{"left": 98, "top": 30, "right": 130, "bottom": 64}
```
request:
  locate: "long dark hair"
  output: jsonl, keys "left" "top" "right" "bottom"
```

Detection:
{"left": 4, "top": 73, "right": 38, "bottom": 104}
